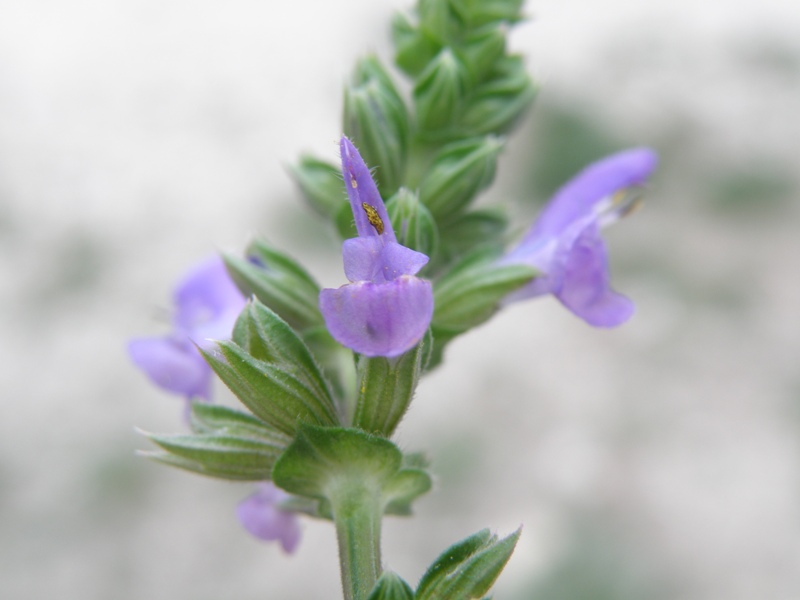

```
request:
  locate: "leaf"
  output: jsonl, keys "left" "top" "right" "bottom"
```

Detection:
{"left": 141, "top": 431, "right": 283, "bottom": 481}
{"left": 417, "top": 528, "right": 521, "bottom": 600}
{"left": 367, "top": 572, "right": 416, "bottom": 600}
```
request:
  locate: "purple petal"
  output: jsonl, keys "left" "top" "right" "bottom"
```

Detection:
{"left": 555, "top": 225, "right": 634, "bottom": 327}
{"left": 319, "top": 276, "right": 433, "bottom": 357}
{"left": 525, "top": 148, "right": 657, "bottom": 241}
{"left": 173, "top": 257, "right": 246, "bottom": 334}
{"left": 127, "top": 337, "right": 212, "bottom": 399}
{"left": 340, "top": 136, "right": 396, "bottom": 242}
{"left": 343, "top": 238, "right": 429, "bottom": 283}
{"left": 236, "top": 483, "right": 301, "bottom": 554}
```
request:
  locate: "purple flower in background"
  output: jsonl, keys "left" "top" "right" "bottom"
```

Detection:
{"left": 501, "top": 148, "right": 657, "bottom": 327}
{"left": 319, "top": 137, "right": 433, "bottom": 357}
{"left": 237, "top": 483, "right": 301, "bottom": 553}
{"left": 128, "top": 257, "right": 246, "bottom": 402}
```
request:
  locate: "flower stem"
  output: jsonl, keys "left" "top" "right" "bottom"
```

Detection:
{"left": 329, "top": 479, "right": 383, "bottom": 600}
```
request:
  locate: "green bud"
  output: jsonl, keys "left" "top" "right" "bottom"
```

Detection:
{"left": 353, "top": 330, "right": 430, "bottom": 437}
{"left": 457, "top": 25, "right": 506, "bottom": 84}
{"left": 413, "top": 48, "right": 467, "bottom": 134}
{"left": 344, "top": 56, "right": 410, "bottom": 195}
{"left": 459, "top": 56, "right": 537, "bottom": 136}
{"left": 289, "top": 156, "right": 345, "bottom": 219}
{"left": 416, "top": 527, "right": 521, "bottom": 600}
{"left": 392, "top": 12, "right": 441, "bottom": 77}
{"left": 418, "top": 136, "right": 504, "bottom": 219}
{"left": 223, "top": 239, "right": 322, "bottom": 331}
{"left": 385, "top": 187, "right": 440, "bottom": 259}
{"left": 418, "top": 0, "right": 460, "bottom": 43}
{"left": 367, "top": 572, "right": 415, "bottom": 600}
{"left": 448, "top": 0, "right": 525, "bottom": 27}
{"left": 432, "top": 248, "right": 536, "bottom": 334}
{"left": 437, "top": 208, "right": 508, "bottom": 265}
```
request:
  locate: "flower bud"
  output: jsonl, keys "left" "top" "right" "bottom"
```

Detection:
{"left": 459, "top": 56, "right": 537, "bottom": 135}
{"left": 392, "top": 12, "right": 440, "bottom": 77}
{"left": 289, "top": 156, "right": 346, "bottom": 219}
{"left": 344, "top": 56, "right": 410, "bottom": 196}
{"left": 448, "top": 0, "right": 524, "bottom": 27}
{"left": 413, "top": 48, "right": 467, "bottom": 134}
{"left": 223, "top": 239, "right": 323, "bottom": 331}
{"left": 385, "top": 187, "right": 440, "bottom": 260}
{"left": 418, "top": 136, "right": 504, "bottom": 218}
{"left": 457, "top": 24, "right": 506, "bottom": 84}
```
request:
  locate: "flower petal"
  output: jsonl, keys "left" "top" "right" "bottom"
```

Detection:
{"left": 343, "top": 238, "right": 429, "bottom": 284}
{"left": 127, "top": 337, "right": 212, "bottom": 399}
{"left": 556, "top": 225, "right": 634, "bottom": 327}
{"left": 319, "top": 276, "right": 433, "bottom": 357}
{"left": 526, "top": 148, "right": 657, "bottom": 241}
{"left": 340, "top": 136, "right": 396, "bottom": 242}
{"left": 173, "top": 257, "right": 246, "bottom": 333}
{"left": 236, "top": 483, "right": 301, "bottom": 554}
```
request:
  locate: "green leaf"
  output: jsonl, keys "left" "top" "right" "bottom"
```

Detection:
{"left": 353, "top": 331, "right": 430, "bottom": 437}
{"left": 189, "top": 403, "right": 292, "bottom": 446}
{"left": 367, "top": 572, "right": 415, "bottom": 600}
{"left": 432, "top": 249, "right": 536, "bottom": 333}
{"left": 223, "top": 240, "right": 322, "bottom": 330}
{"left": 290, "top": 156, "right": 346, "bottom": 218}
{"left": 272, "top": 425, "right": 432, "bottom": 515}
{"left": 141, "top": 431, "right": 283, "bottom": 481}
{"left": 383, "top": 467, "right": 433, "bottom": 515}
{"left": 272, "top": 425, "right": 402, "bottom": 500}
{"left": 201, "top": 340, "right": 338, "bottom": 437}
{"left": 231, "top": 301, "right": 334, "bottom": 407}
{"left": 416, "top": 528, "right": 521, "bottom": 600}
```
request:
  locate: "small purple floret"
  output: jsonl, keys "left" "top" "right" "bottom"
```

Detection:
{"left": 502, "top": 148, "right": 657, "bottom": 327}
{"left": 319, "top": 137, "right": 433, "bottom": 357}
{"left": 236, "top": 483, "right": 301, "bottom": 553}
{"left": 128, "top": 257, "right": 246, "bottom": 401}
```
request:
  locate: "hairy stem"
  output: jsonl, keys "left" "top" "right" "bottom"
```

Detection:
{"left": 329, "top": 478, "right": 384, "bottom": 600}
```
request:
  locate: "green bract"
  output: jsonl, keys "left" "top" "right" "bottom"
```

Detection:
{"left": 416, "top": 528, "right": 521, "bottom": 600}
{"left": 224, "top": 239, "right": 322, "bottom": 331}
{"left": 344, "top": 56, "right": 410, "bottom": 196}
{"left": 386, "top": 187, "right": 440, "bottom": 261}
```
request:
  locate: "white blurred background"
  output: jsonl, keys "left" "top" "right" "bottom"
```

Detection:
{"left": 1, "top": 1, "right": 799, "bottom": 598}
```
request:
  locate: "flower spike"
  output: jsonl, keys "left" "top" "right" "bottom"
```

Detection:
{"left": 319, "top": 137, "right": 434, "bottom": 357}
{"left": 501, "top": 148, "right": 658, "bottom": 327}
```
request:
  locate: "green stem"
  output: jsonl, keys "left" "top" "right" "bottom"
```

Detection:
{"left": 329, "top": 478, "right": 384, "bottom": 600}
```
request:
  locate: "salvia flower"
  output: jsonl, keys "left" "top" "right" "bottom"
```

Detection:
{"left": 319, "top": 137, "right": 433, "bottom": 357}
{"left": 236, "top": 483, "right": 301, "bottom": 554}
{"left": 128, "top": 257, "right": 246, "bottom": 402}
{"left": 500, "top": 148, "right": 658, "bottom": 327}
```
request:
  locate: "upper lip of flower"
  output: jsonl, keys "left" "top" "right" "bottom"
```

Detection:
{"left": 500, "top": 147, "right": 657, "bottom": 327}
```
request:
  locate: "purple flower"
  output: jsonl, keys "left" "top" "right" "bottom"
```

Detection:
{"left": 128, "top": 257, "right": 246, "bottom": 402}
{"left": 501, "top": 148, "right": 657, "bottom": 327}
{"left": 319, "top": 137, "right": 433, "bottom": 357}
{"left": 236, "top": 483, "right": 301, "bottom": 553}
